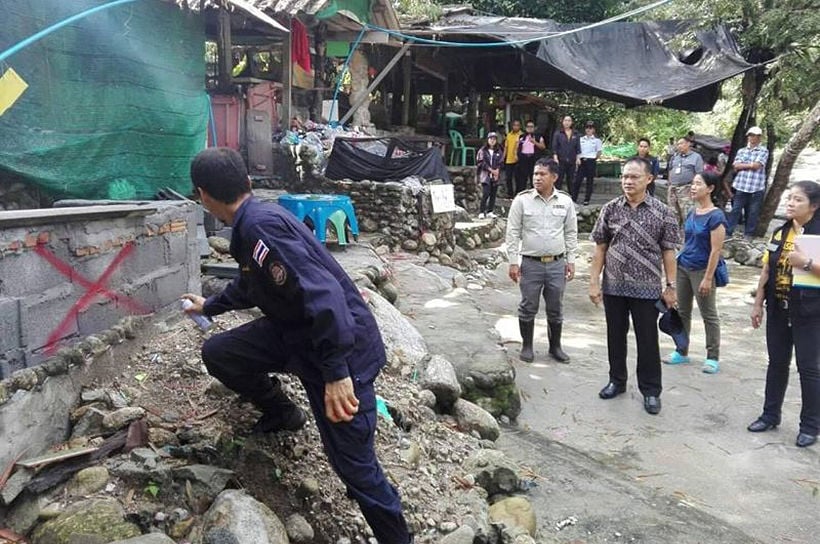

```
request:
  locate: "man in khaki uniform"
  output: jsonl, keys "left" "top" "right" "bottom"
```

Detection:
{"left": 506, "top": 157, "right": 578, "bottom": 363}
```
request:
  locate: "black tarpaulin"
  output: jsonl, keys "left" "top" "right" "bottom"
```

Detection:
{"left": 413, "top": 14, "right": 757, "bottom": 112}
{"left": 325, "top": 136, "right": 450, "bottom": 182}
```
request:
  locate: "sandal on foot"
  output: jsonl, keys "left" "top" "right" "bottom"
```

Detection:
{"left": 663, "top": 351, "right": 690, "bottom": 365}
{"left": 702, "top": 359, "right": 719, "bottom": 374}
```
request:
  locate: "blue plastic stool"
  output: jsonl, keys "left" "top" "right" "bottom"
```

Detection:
{"left": 277, "top": 194, "right": 359, "bottom": 245}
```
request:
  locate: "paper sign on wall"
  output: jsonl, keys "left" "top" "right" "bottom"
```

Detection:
{"left": 0, "top": 67, "right": 28, "bottom": 117}
{"left": 430, "top": 184, "right": 456, "bottom": 213}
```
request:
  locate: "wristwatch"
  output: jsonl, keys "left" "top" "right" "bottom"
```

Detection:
{"left": 804, "top": 258, "right": 814, "bottom": 272}
{"left": 665, "top": 282, "right": 676, "bottom": 289}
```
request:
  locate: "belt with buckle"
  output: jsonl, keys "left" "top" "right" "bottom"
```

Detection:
{"left": 523, "top": 253, "right": 565, "bottom": 263}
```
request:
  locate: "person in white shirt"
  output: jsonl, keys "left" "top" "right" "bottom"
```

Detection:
{"left": 571, "top": 120, "right": 603, "bottom": 205}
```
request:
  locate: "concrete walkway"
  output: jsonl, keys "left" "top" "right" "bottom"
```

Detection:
{"left": 386, "top": 241, "right": 819, "bottom": 544}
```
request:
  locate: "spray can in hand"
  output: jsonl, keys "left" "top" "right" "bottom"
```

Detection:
{"left": 182, "top": 299, "right": 213, "bottom": 331}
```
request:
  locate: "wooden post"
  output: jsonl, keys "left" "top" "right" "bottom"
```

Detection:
{"left": 281, "top": 16, "right": 292, "bottom": 130}
{"left": 401, "top": 51, "right": 411, "bottom": 126}
{"left": 311, "top": 24, "right": 326, "bottom": 121}
{"left": 216, "top": 7, "right": 233, "bottom": 92}
{"left": 441, "top": 74, "right": 448, "bottom": 136}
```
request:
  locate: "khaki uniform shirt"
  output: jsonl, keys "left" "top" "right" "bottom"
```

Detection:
{"left": 505, "top": 188, "right": 578, "bottom": 264}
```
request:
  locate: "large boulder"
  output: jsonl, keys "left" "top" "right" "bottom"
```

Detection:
{"left": 454, "top": 356, "right": 520, "bottom": 420}
{"left": 200, "top": 489, "right": 289, "bottom": 544}
{"left": 463, "top": 449, "right": 520, "bottom": 497}
{"left": 488, "top": 496, "right": 536, "bottom": 537}
{"left": 362, "top": 287, "right": 428, "bottom": 368}
{"left": 31, "top": 498, "right": 140, "bottom": 544}
{"left": 453, "top": 399, "right": 500, "bottom": 441}
{"left": 421, "top": 355, "right": 462, "bottom": 409}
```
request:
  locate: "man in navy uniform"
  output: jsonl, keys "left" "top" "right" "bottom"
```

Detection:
{"left": 182, "top": 148, "right": 411, "bottom": 544}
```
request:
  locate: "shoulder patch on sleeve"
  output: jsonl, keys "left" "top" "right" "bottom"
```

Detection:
{"left": 252, "top": 240, "right": 269, "bottom": 267}
{"left": 269, "top": 261, "right": 287, "bottom": 285}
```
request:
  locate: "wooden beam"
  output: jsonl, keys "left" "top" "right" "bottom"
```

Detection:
{"left": 216, "top": 7, "right": 233, "bottom": 92}
{"left": 324, "top": 31, "right": 390, "bottom": 44}
{"left": 402, "top": 52, "right": 412, "bottom": 126}
{"left": 340, "top": 42, "right": 411, "bottom": 126}
{"left": 413, "top": 62, "right": 446, "bottom": 81}
{"left": 281, "top": 16, "right": 292, "bottom": 128}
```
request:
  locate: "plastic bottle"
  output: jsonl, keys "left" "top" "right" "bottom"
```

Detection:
{"left": 181, "top": 299, "right": 212, "bottom": 331}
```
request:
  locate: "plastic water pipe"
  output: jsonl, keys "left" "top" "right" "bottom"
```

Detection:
{"left": 0, "top": 0, "right": 142, "bottom": 63}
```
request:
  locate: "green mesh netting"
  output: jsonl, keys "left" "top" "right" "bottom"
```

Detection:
{"left": 0, "top": 0, "right": 209, "bottom": 200}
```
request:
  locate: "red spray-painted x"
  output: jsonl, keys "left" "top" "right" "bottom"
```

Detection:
{"left": 35, "top": 243, "right": 151, "bottom": 355}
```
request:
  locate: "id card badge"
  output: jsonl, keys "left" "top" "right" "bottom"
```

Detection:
{"left": 675, "top": 166, "right": 682, "bottom": 174}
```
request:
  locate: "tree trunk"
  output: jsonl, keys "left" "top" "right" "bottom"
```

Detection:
{"left": 755, "top": 98, "right": 820, "bottom": 236}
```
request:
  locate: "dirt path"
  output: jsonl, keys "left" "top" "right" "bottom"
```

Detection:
{"left": 389, "top": 241, "right": 819, "bottom": 543}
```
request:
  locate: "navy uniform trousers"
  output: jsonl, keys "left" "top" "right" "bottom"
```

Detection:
{"left": 201, "top": 317, "right": 410, "bottom": 544}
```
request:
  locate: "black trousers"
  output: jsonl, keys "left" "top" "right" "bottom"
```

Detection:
{"left": 760, "top": 304, "right": 820, "bottom": 435}
{"left": 201, "top": 318, "right": 411, "bottom": 544}
{"left": 603, "top": 295, "right": 662, "bottom": 397}
{"left": 503, "top": 162, "right": 518, "bottom": 197}
{"left": 480, "top": 182, "right": 498, "bottom": 214}
{"left": 516, "top": 154, "right": 537, "bottom": 193}
{"left": 556, "top": 159, "right": 575, "bottom": 191}
{"left": 571, "top": 158, "right": 597, "bottom": 202}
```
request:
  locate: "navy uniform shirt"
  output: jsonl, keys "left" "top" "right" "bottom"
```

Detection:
{"left": 202, "top": 197, "right": 385, "bottom": 386}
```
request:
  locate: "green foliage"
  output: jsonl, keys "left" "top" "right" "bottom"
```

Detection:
{"left": 396, "top": 0, "right": 442, "bottom": 20}
{"left": 629, "top": 0, "right": 820, "bottom": 138}
{"left": 144, "top": 481, "right": 160, "bottom": 498}
{"left": 548, "top": 91, "right": 693, "bottom": 146}
{"left": 468, "top": 0, "right": 627, "bottom": 22}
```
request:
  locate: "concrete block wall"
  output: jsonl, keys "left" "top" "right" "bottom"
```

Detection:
{"left": 0, "top": 202, "right": 200, "bottom": 378}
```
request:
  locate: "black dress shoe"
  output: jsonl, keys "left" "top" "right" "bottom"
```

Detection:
{"left": 598, "top": 382, "right": 626, "bottom": 399}
{"left": 643, "top": 396, "right": 661, "bottom": 415}
{"left": 796, "top": 433, "right": 817, "bottom": 448}
{"left": 747, "top": 418, "right": 778, "bottom": 433}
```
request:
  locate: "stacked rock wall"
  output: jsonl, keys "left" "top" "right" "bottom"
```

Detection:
{"left": 284, "top": 175, "right": 457, "bottom": 258}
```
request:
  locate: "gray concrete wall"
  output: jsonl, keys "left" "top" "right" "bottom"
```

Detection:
{"left": 0, "top": 202, "right": 200, "bottom": 378}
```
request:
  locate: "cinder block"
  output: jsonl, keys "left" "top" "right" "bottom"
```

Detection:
{"left": 0, "top": 298, "right": 21, "bottom": 353}
{"left": 0, "top": 251, "right": 66, "bottom": 297}
{"left": 166, "top": 232, "right": 191, "bottom": 265}
{"left": 121, "top": 237, "right": 168, "bottom": 279}
{"left": 129, "top": 265, "right": 190, "bottom": 310}
{"left": 76, "top": 298, "right": 133, "bottom": 338}
{"left": 19, "top": 283, "right": 80, "bottom": 353}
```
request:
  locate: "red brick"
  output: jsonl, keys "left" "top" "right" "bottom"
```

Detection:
{"left": 37, "top": 231, "right": 50, "bottom": 245}
{"left": 24, "top": 233, "right": 37, "bottom": 248}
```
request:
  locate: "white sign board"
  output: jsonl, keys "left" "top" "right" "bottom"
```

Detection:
{"left": 430, "top": 184, "right": 456, "bottom": 213}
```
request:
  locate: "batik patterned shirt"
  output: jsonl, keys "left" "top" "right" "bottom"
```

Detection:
{"left": 591, "top": 195, "right": 680, "bottom": 299}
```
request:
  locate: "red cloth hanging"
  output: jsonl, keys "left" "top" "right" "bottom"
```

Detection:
{"left": 291, "top": 19, "right": 312, "bottom": 72}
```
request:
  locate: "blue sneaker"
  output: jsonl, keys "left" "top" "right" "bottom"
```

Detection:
{"left": 702, "top": 359, "right": 720, "bottom": 374}
{"left": 664, "top": 351, "right": 690, "bottom": 365}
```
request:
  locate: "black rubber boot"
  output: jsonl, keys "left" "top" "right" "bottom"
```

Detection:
{"left": 250, "top": 386, "right": 307, "bottom": 434}
{"left": 548, "top": 321, "right": 570, "bottom": 363}
{"left": 519, "top": 319, "right": 535, "bottom": 363}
